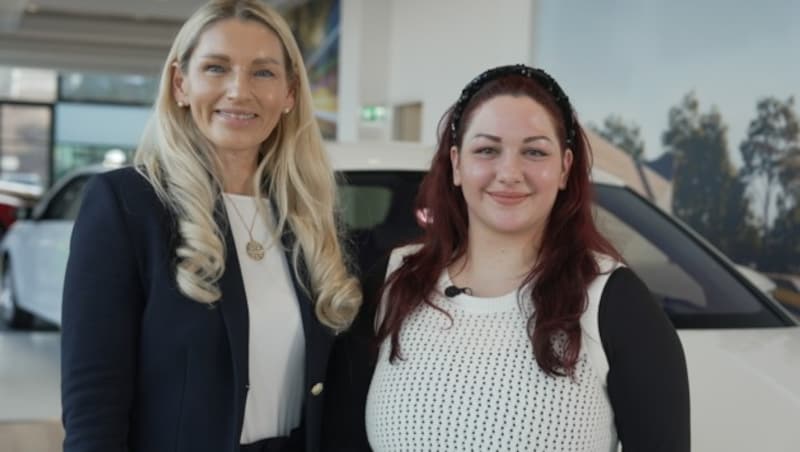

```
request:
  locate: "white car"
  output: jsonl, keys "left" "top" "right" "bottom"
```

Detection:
{"left": 330, "top": 142, "right": 800, "bottom": 452}
{"left": 0, "top": 165, "right": 108, "bottom": 328}
{"left": 2, "top": 142, "right": 799, "bottom": 451}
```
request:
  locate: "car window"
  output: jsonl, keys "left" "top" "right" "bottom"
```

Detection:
{"left": 41, "top": 175, "right": 90, "bottom": 221}
{"left": 339, "top": 185, "right": 393, "bottom": 230}
{"left": 594, "top": 205, "right": 707, "bottom": 309}
{"left": 338, "top": 171, "right": 425, "bottom": 273}
{"left": 593, "top": 185, "right": 787, "bottom": 328}
{"left": 337, "top": 170, "right": 789, "bottom": 328}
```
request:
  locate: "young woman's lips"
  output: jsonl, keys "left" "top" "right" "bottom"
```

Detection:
{"left": 215, "top": 109, "right": 258, "bottom": 127}
{"left": 488, "top": 191, "right": 530, "bottom": 205}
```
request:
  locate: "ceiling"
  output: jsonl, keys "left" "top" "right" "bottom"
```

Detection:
{"left": 0, "top": 0, "right": 305, "bottom": 75}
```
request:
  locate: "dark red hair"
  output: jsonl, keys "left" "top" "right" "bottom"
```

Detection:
{"left": 375, "top": 72, "right": 621, "bottom": 376}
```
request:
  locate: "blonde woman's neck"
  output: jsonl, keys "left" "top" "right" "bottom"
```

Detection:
{"left": 217, "top": 147, "right": 260, "bottom": 195}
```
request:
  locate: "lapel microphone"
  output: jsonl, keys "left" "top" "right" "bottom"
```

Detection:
{"left": 444, "top": 285, "right": 473, "bottom": 297}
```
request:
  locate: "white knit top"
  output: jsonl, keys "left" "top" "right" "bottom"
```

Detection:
{"left": 365, "top": 245, "right": 620, "bottom": 452}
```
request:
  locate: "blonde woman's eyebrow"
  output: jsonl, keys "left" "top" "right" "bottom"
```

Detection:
{"left": 198, "top": 54, "right": 281, "bottom": 66}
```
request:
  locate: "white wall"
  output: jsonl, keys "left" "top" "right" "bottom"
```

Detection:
{"left": 339, "top": 0, "right": 393, "bottom": 141}
{"left": 340, "top": 0, "right": 538, "bottom": 144}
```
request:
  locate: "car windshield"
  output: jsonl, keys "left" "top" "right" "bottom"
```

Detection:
{"left": 338, "top": 170, "right": 791, "bottom": 329}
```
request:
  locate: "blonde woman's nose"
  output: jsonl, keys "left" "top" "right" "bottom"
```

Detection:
{"left": 225, "top": 69, "right": 251, "bottom": 100}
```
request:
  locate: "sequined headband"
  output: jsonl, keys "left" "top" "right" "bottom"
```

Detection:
{"left": 449, "top": 64, "right": 577, "bottom": 147}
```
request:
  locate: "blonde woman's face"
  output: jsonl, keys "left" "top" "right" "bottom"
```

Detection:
{"left": 173, "top": 18, "right": 295, "bottom": 157}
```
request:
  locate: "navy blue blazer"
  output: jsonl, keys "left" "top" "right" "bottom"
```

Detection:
{"left": 61, "top": 167, "right": 335, "bottom": 452}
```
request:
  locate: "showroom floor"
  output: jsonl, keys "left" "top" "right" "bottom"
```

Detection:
{"left": 0, "top": 328, "right": 62, "bottom": 452}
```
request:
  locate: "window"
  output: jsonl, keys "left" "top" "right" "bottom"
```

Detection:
{"left": 0, "top": 67, "right": 57, "bottom": 102}
{"left": 52, "top": 102, "right": 149, "bottom": 180}
{"left": 337, "top": 168, "right": 789, "bottom": 327}
{"left": 594, "top": 185, "right": 785, "bottom": 328}
{"left": 339, "top": 185, "right": 392, "bottom": 230}
{"left": 0, "top": 103, "right": 52, "bottom": 187}
{"left": 59, "top": 72, "right": 157, "bottom": 104}
{"left": 338, "top": 171, "right": 425, "bottom": 272}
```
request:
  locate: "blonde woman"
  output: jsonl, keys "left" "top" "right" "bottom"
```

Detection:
{"left": 60, "top": 1, "right": 360, "bottom": 451}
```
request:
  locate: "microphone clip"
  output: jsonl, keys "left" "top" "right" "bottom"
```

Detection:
{"left": 444, "top": 285, "right": 473, "bottom": 297}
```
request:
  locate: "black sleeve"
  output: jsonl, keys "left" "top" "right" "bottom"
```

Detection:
{"left": 322, "top": 254, "right": 389, "bottom": 452}
{"left": 61, "top": 175, "right": 144, "bottom": 452}
{"left": 599, "top": 267, "right": 691, "bottom": 452}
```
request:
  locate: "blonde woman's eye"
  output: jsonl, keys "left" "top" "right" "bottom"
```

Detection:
{"left": 254, "top": 69, "right": 275, "bottom": 78}
{"left": 204, "top": 64, "right": 226, "bottom": 74}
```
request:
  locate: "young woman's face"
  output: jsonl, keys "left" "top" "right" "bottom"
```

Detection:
{"left": 451, "top": 94, "right": 573, "bottom": 242}
{"left": 172, "top": 18, "right": 295, "bottom": 156}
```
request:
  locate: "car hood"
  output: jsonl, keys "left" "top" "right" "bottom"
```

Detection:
{"left": 679, "top": 327, "right": 800, "bottom": 452}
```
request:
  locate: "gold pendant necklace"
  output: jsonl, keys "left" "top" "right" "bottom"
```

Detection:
{"left": 225, "top": 194, "right": 265, "bottom": 261}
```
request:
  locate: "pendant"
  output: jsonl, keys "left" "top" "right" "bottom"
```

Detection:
{"left": 246, "top": 240, "right": 265, "bottom": 261}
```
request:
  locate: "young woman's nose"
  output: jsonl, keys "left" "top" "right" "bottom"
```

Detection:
{"left": 496, "top": 152, "right": 523, "bottom": 184}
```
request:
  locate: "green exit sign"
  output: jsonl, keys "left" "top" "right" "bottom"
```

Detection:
{"left": 361, "top": 105, "right": 387, "bottom": 122}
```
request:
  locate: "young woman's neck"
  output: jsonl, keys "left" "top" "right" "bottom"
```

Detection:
{"left": 449, "top": 226, "right": 542, "bottom": 297}
{"left": 217, "top": 148, "right": 259, "bottom": 195}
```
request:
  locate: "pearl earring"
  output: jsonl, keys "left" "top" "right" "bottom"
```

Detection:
{"left": 177, "top": 101, "right": 185, "bottom": 108}
{"left": 283, "top": 108, "right": 291, "bottom": 114}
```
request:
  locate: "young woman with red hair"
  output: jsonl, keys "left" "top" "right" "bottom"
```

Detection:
{"left": 324, "top": 65, "right": 690, "bottom": 452}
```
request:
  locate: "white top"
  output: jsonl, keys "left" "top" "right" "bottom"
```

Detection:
{"left": 224, "top": 194, "right": 305, "bottom": 444}
{"left": 365, "top": 245, "right": 620, "bottom": 452}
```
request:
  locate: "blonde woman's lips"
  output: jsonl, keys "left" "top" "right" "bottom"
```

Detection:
{"left": 215, "top": 109, "right": 258, "bottom": 126}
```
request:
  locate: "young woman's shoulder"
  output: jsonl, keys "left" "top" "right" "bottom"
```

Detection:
{"left": 387, "top": 243, "right": 424, "bottom": 276}
{"left": 598, "top": 267, "right": 691, "bottom": 450}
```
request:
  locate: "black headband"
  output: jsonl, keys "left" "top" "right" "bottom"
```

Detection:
{"left": 449, "top": 64, "right": 577, "bottom": 148}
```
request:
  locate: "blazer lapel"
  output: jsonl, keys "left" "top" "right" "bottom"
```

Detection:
{"left": 216, "top": 205, "right": 250, "bottom": 439}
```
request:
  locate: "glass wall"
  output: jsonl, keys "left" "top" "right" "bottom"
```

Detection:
{"left": 52, "top": 103, "right": 150, "bottom": 181}
{"left": 0, "top": 67, "right": 57, "bottom": 103}
{"left": 59, "top": 72, "right": 157, "bottom": 105}
{"left": 0, "top": 104, "right": 52, "bottom": 187}
{"left": 535, "top": 0, "right": 800, "bottom": 274}
{"left": 0, "top": 67, "right": 56, "bottom": 187}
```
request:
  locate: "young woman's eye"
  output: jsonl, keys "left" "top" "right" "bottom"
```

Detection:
{"left": 254, "top": 69, "right": 275, "bottom": 78}
{"left": 524, "top": 148, "right": 547, "bottom": 157}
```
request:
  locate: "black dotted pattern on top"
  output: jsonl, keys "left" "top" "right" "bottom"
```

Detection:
{"left": 365, "top": 294, "right": 615, "bottom": 451}
{"left": 449, "top": 64, "right": 577, "bottom": 148}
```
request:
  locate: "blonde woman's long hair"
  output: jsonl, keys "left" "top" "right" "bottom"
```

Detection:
{"left": 134, "top": 0, "right": 360, "bottom": 331}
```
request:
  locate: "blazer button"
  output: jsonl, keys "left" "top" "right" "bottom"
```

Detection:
{"left": 310, "top": 382, "right": 324, "bottom": 396}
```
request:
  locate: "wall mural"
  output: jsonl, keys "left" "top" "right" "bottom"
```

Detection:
{"left": 283, "top": 0, "right": 340, "bottom": 139}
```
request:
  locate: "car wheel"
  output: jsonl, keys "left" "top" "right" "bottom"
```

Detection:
{"left": 0, "top": 262, "right": 34, "bottom": 329}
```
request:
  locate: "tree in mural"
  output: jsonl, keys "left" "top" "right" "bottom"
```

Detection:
{"left": 589, "top": 115, "right": 646, "bottom": 161}
{"left": 739, "top": 96, "right": 800, "bottom": 235}
{"left": 662, "top": 93, "right": 760, "bottom": 263}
